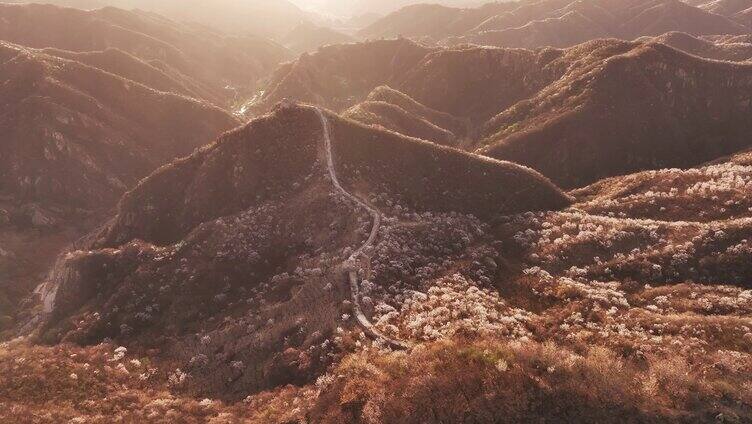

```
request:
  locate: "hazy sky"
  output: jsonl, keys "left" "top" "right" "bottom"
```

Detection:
{"left": 289, "top": 0, "right": 486, "bottom": 17}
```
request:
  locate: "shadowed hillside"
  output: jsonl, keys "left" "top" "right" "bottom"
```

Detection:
{"left": 252, "top": 36, "right": 752, "bottom": 188}
{"left": 480, "top": 40, "right": 752, "bottom": 187}
{"left": 0, "top": 42, "right": 239, "bottom": 209}
{"left": 0, "top": 41, "right": 239, "bottom": 335}
{"left": 251, "top": 40, "right": 571, "bottom": 123}
{"left": 251, "top": 39, "right": 435, "bottom": 113}
{"left": 343, "top": 86, "right": 469, "bottom": 146}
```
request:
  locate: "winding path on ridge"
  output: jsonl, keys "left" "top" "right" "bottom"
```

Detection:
{"left": 312, "top": 106, "right": 411, "bottom": 350}
{"left": 28, "top": 104, "right": 412, "bottom": 352}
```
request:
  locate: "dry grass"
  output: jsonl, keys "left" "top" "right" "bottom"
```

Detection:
{"left": 242, "top": 338, "right": 752, "bottom": 423}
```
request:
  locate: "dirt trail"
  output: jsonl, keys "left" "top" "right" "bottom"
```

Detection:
{"left": 26, "top": 105, "right": 411, "bottom": 350}
{"left": 312, "top": 106, "right": 410, "bottom": 350}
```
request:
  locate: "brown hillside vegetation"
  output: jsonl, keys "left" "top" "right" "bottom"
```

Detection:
{"left": 244, "top": 137, "right": 752, "bottom": 423}
{"left": 117, "top": 0, "right": 310, "bottom": 39}
{"left": 253, "top": 40, "right": 572, "bottom": 123}
{"left": 572, "top": 150, "right": 752, "bottom": 222}
{"left": 254, "top": 36, "right": 752, "bottom": 186}
{"left": 343, "top": 86, "right": 469, "bottom": 146}
{"left": 480, "top": 40, "right": 752, "bottom": 188}
{"left": 396, "top": 44, "right": 569, "bottom": 122}
{"left": 696, "top": 0, "right": 752, "bottom": 17}
{"left": 735, "top": 6, "right": 752, "bottom": 27}
{"left": 343, "top": 101, "right": 460, "bottom": 146}
{"left": 6, "top": 113, "right": 752, "bottom": 421}
{"left": 364, "top": 0, "right": 751, "bottom": 49}
{"left": 89, "top": 104, "right": 569, "bottom": 249}
{"left": 641, "top": 31, "right": 752, "bottom": 60}
{"left": 459, "top": 0, "right": 750, "bottom": 49}
{"left": 705, "top": 32, "right": 752, "bottom": 43}
{"left": 0, "top": 41, "right": 238, "bottom": 337}
{"left": 358, "top": 2, "right": 520, "bottom": 41}
{"left": 0, "top": 3, "right": 292, "bottom": 107}
{"left": 30, "top": 104, "right": 569, "bottom": 399}
{"left": 0, "top": 41, "right": 239, "bottom": 209}
{"left": 38, "top": 47, "right": 201, "bottom": 99}
{"left": 456, "top": 9, "right": 613, "bottom": 49}
{"left": 364, "top": 86, "right": 468, "bottom": 137}
{"left": 4, "top": 1, "right": 752, "bottom": 422}
{"left": 252, "top": 39, "right": 435, "bottom": 113}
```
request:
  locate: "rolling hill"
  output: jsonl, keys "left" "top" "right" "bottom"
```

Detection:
{"left": 363, "top": 0, "right": 751, "bottom": 49}
{"left": 6, "top": 103, "right": 752, "bottom": 422}
{"left": 0, "top": 40, "right": 239, "bottom": 334}
{"left": 3, "top": 0, "right": 313, "bottom": 39}
{"left": 251, "top": 35, "right": 752, "bottom": 190}
{"left": 343, "top": 86, "right": 470, "bottom": 146}
{"left": 251, "top": 39, "right": 435, "bottom": 113}
{"left": 0, "top": 3, "right": 292, "bottom": 108}
{"left": 31, "top": 103, "right": 570, "bottom": 398}
{"left": 282, "top": 21, "right": 355, "bottom": 54}
{"left": 479, "top": 40, "right": 752, "bottom": 188}
{"left": 642, "top": 31, "right": 752, "bottom": 60}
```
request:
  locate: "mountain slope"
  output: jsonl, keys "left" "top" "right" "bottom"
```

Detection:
{"left": 459, "top": 10, "right": 611, "bottom": 49}
{"left": 4, "top": 0, "right": 312, "bottom": 39}
{"left": 251, "top": 39, "right": 435, "bottom": 113}
{"left": 697, "top": 0, "right": 752, "bottom": 17}
{"left": 358, "top": 2, "right": 519, "bottom": 41}
{"left": 8, "top": 109, "right": 752, "bottom": 421}
{"left": 0, "top": 41, "right": 239, "bottom": 334}
{"left": 282, "top": 22, "right": 355, "bottom": 54}
{"left": 642, "top": 31, "right": 752, "bottom": 60}
{"left": 0, "top": 42, "right": 239, "bottom": 208}
{"left": 252, "top": 40, "right": 579, "bottom": 123}
{"left": 343, "top": 86, "right": 469, "bottom": 146}
{"left": 480, "top": 41, "right": 752, "bottom": 188}
{"left": 0, "top": 3, "right": 292, "bottom": 107}
{"left": 31, "top": 103, "right": 570, "bottom": 398}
